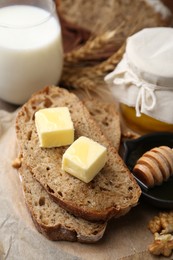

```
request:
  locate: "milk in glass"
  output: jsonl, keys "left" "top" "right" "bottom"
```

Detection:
{"left": 0, "top": 4, "right": 63, "bottom": 104}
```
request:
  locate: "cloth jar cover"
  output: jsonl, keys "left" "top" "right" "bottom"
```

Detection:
{"left": 105, "top": 27, "right": 173, "bottom": 124}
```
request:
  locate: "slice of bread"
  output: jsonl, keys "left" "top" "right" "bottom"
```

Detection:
{"left": 19, "top": 162, "right": 106, "bottom": 242}
{"left": 16, "top": 86, "right": 141, "bottom": 221}
{"left": 83, "top": 98, "right": 120, "bottom": 150}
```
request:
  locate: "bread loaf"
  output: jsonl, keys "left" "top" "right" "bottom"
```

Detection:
{"left": 16, "top": 86, "right": 141, "bottom": 222}
{"left": 19, "top": 163, "right": 106, "bottom": 242}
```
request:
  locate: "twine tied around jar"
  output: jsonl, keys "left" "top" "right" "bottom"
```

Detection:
{"left": 126, "top": 68, "right": 157, "bottom": 117}
{"left": 105, "top": 55, "right": 173, "bottom": 118}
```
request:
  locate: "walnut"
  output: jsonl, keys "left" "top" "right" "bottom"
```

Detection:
{"left": 159, "top": 212, "right": 173, "bottom": 234}
{"left": 148, "top": 211, "right": 173, "bottom": 257}
{"left": 148, "top": 211, "right": 173, "bottom": 234}
{"left": 148, "top": 216, "right": 161, "bottom": 234}
{"left": 149, "top": 233, "right": 173, "bottom": 257}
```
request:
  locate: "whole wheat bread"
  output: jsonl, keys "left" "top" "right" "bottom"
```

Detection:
{"left": 83, "top": 98, "right": 120, "bottom": 150}
{"left": 19, "top": 162, "right": 106, "bottom": 242}
{"left": 16, "top": 86, "right": 141, "bottom": 221}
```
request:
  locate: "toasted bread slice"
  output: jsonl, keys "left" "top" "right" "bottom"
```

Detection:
{"left": 19, "top": 163, "right": 106, "bottom": 242}
{"left": 16, "top": 86, "right": 141, "bottom": 221}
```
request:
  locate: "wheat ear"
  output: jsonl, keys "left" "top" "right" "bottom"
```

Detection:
{"left": 64, "top": 22, "right": 125, "bottom": 63}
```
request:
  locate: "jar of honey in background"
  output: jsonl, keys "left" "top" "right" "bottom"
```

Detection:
{"left": 105, "top": 27, "right": 173, "bottom": 134}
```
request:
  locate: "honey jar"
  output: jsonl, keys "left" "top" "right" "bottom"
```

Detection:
{"left": 105, "top": 27, "right": 173, "bottom": 134}
{"left": 120, "top": 104, "right": 173, "bottom": 134}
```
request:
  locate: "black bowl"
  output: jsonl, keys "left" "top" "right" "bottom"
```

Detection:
{"left": 123, "top": 132, "right": 173, "bottom": 209}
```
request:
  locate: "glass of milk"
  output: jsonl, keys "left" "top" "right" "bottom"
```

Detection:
{"left": 0, "top": 0, "right": 63, "bottom": 105}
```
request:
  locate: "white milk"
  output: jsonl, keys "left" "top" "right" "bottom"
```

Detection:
{"left": 0, "top": 5, "right": 63, "bottom": 104}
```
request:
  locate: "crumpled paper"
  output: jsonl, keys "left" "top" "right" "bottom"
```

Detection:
{"left": 0, "top": 108, "right": 169, "bottom": 260}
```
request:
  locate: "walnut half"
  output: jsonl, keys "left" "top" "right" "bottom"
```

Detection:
{"left": 149, "top": 233, "right": 173, "bottom": 257}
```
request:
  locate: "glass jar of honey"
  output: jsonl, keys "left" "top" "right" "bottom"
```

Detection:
{"left": 105, "top": 27, "right": 173, "bottom": 134}
{"left": 120, "top": 104, "right": 173, "bottom": 134}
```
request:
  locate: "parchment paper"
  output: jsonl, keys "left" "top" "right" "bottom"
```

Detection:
{"left": 0, "top": 108, "right": 171, "bottom": 260}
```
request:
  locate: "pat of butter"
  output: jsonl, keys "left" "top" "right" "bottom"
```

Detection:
{"left": 62, "top": 136, "right": 107, "bottom": 183}
{"left": 35, "top": 107, "right": 74, "bottom": 148}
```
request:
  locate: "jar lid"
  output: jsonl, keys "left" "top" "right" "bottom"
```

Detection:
{"left": 105, "top": 27, "right": 173, "bottom": 124}
{"left": 126, "top": 27, "right": 173, "bottom": 88}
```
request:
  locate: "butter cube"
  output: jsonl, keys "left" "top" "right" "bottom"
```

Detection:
{"left": 35, "top": 107, "right": 74, "bottom": 148}
{"left": 62, "top": 136, "right": 107, "bottom": 183}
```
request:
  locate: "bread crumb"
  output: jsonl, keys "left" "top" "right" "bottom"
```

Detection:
{"left": 12, "top": 156, "right": 22, "bottom": 169}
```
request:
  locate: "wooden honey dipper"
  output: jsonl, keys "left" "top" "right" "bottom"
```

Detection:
{"left": 133, "top": 146, "right": 173, "bottom": 188}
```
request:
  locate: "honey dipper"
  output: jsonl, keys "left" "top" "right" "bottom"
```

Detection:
{"left": 133, "top": 146, "right": 173, "bottom": 188}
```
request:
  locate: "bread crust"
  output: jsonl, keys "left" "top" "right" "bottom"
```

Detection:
{"left": 16, "top": 86, "right": 141, "bottom": 221}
